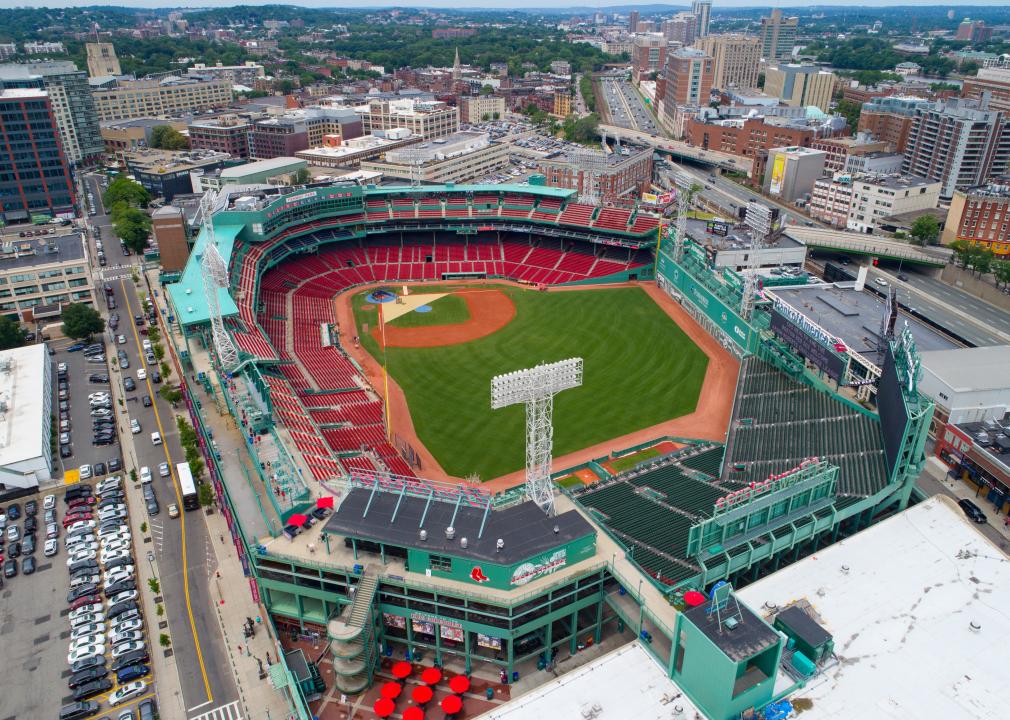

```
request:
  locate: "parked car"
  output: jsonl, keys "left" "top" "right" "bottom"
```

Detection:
{"left": 958, "top": 498, "right": 987, "bottom": 523}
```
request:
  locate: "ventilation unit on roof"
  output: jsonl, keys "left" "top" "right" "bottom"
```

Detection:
{"left": 419, "top": 529, "right": 427, "bottom": 542}
{"left": 496, "top": 538, "right": 504, "bottom": 552}
{"left": 460, "top": 537, "right": 467, "bottom": 549}
{"left": 445, "top": 526, "right": 455, "bottom": 540}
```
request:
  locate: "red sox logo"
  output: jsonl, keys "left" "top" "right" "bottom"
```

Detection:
{"left": 470, "top": 566, "right": 490, "bottom": 583}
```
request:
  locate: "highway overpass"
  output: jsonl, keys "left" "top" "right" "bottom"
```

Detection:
{"left": 784, "top": 227, "right": 949, "bottom": 267}
{"left": 599, "top": 124, "right": 754, "bottom": 175}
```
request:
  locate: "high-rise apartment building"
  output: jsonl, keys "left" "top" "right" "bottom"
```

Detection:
{"left": 662, "top": 13, "right": 696, "bottom": 46}
{"left": 359, "top": 98, "right": 459, "bottom": 140}
{"left": 85, "top": 43, "right": 121, "bottom": 78}
{"left": 0, "top": 61, "right": 104, "bottom": 166}
{"left": 962, "top": 61, "right": 1010, "bottom": 113}
{"left": 692, "top": 0, "right": 712, "bottom": 38}
{"left": 902, "top": 97, "right": 1010, "bottom": 199}
{"left": 663, "top": 48, "right": 714, "bottom": 107}
{"left": 759, "top": 9, "right": 798, "bottom": 62}
{"left": 629, "top": 10, "right": 640, "bottom": 33}
{"left": 460, "top": 95, "right": 506, "bottom": 124}
{"left": 0, "top": 89, "right": 75, "bottom": 222}
{"left": 694, "top": 34, "right": 761, "bottom": 91}
{"left": 764, "top": 65, "right": 836, "bottom": 113}
{"left": 857, "top": 95, "right": 929, "bottom": 153}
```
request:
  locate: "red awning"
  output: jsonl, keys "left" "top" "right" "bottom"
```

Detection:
{"left": 411, "top": 684, "right": 433, "bottom": 704}
{"left": 442, "top": 695, "right": 463, "bottom": 715}
{"left": 391, "top": 661, "right": 413, "bottom": 679}
{"left": 684, "top": 590, "right": 706, "bottom": 607}
{"left": 420, "top": 667, "right": 442, "bottom": 685}
{"left": 316, "top": 495, "right": 335, "bottom": 508}
{"left": 403, "top": 707, "right": 425, "bottom": 720}
{"left": 380, "top": 681, "right": 402, "bottom": 699}
{"left": 374, "top": 698, "right": 395, "bottom": 718}
{"left": 287, "top": 513, "right": 308, "bottom": 526}
{"left": 448, "top": 674, "right": 470, "bottom": 694}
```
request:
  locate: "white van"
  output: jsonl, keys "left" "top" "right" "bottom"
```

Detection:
{"left": 150, "top": 432, "right": 162, "bottom": 446}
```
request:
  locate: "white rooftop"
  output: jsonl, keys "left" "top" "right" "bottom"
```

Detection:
{"left": 476, "top": 642, "right": 701, "bottom": 720}
{"left": 0, "top": 344, "right": 47, "bottom": 467}
{"left": 920, "top": 345, "right": 1010, "bottom": 393}
{"left": 737, "top": 495, "right": 1010, "bottom": 720}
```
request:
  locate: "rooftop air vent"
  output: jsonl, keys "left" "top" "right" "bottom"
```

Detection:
{"left": 460, "top": 537, "right": 468, "bottom": 549}
{"left": 723, "top": 616, "right": 739, "bottom": 631}
{"left": 496, "top": 538, "right": 504, "bottom": 552}
{"left": 419, "top": 529, "right": 427, "bottom": 541}
{"left": 445, "top": 526, "right": 455, "bottom": 540}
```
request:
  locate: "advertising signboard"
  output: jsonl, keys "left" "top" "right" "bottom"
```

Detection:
{"left": 768, "top": 154, "right": 786, "bottom": 196}
{"left": 769, "top": 305, "right": 848, "bottom": 381}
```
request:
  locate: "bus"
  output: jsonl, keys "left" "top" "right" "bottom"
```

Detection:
{"left": 176, "top": 462, "right": 200, "bottom": 511}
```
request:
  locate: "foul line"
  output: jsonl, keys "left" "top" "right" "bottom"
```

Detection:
{"left": 120, "top": 279, "right": 214, "bottom": 703}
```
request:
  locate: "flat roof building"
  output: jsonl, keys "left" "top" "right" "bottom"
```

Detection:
{"left": 193, "top": 156, "right": 307, "bottom": 192}
{"left": 91, "top": 75, "right": 233, "bottom": 122}
{"left": 0, "top": 232, "right": 96, "bottom": 319}
{"left": 360, "top": 131, "right": 509, "bottom": 184}
{"left": 124, "top": 148, "right": 233, "bottom": 201}
{"left": 694, "top": 33, "right": 761, "bottom": 91}
{"left": 357, "top": 98, "right": 459, "bottom": 140}
{"left": 295, "top": 132, "right": 422, "bottom": 168}
{"left": 0, "top": 344, "right": 53, "bottom": 489}
{"left": 942, "top": 179, "right": 1010, "bottom": 257}
{"left": 764, "top": 64, "right": 836, "bottom": 113}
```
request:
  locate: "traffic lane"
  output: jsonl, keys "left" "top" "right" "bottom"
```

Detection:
{"left": 117, "top": 281, "right": 239, "bottom": 707}
{"left": 900, "top": 272, "right": 1010, "bottom": 336}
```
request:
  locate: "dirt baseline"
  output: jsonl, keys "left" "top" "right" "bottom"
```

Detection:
{"left": 374, "top": 289, "right": 516, "bottom": 348}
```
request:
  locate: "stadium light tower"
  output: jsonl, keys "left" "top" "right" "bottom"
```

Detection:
{"left": 491, "top": 358, "right": 583, "bottom": 516}
{"left": 200, "top": 192, "right": 239, "bottom": 371}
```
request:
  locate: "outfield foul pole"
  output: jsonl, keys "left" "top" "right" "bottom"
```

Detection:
{"left": 491, "top": 358, "right": 583, "bottom": 516}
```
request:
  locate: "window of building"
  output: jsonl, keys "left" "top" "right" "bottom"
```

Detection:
{"left": 429, "top": 555, "right": 453, "bottom": 572}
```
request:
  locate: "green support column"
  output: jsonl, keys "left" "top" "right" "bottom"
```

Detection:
{"left": 773, "top": 552, "right": 783, "bottom": 572}
{"left": 593, "top": 594, "right": 603, "bottom": 645}
{"left": 569, "top": 609, "right": 579, "bottom": 655}
{"left": 434, "top": 622, "right": 442, "bottom": 667}
{"left": 351, "top": 538, "right": 358, "bottom": 561}
{"left": 405, "top": 616, "right": 414, "bottom": 660}
{"left": 464, "top": 631, "right": 472, "bottom": 675}
{"left": 506, "top": 636, "right": 514, "bottom": 681}
{"left": 380, "top": 543, "right": 386, "bottom": 565}
{"left": 544, "top": 614, "right": 553, "bottom": 659}
{"left": 297, "top": 594, "right": 306, "bottom": 631}
{"left": 832, "top": 521, "right": 842, "bottom": 544}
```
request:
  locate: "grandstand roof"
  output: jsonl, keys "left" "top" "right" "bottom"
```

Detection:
{"left": 365, "top": 183, "right": 575, "bottom": 199}
{"left": 768, "top": 283, "right": 956, "bottom": 367}
{"left": 736, "top": 495, "right": 1010, "bottom": 720}
{"left": 166, "top": 222, "right": 240, "bottom": 327}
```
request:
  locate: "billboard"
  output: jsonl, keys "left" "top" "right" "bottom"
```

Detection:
{"left": 768, "top": 153, "right": 786, "bottom": 196}
{"left": 878, "top": 346, "right": 910, "bottom": 480}
{"left": 706, "top": 220, "right": 730, "bottom": 236}
{"left": 770, "top": 305, "right": 848, "bottom": 382}
{"left": 642, "top": 191, "right": 675, "bottom": 207}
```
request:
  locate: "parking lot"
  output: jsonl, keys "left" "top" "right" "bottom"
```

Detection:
{"left": 1, "top": 484, "right": 158, "bottom": 718}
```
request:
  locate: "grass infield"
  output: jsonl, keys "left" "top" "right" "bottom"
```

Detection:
{"left": 354, "top": 285, "right": 708, "bottom": 481}
{"left": 387, "top": 293, "right": 471, "bottom": 329}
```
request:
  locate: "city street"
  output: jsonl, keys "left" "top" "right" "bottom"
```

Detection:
{"left": 82, "top": 172, "right": 239, "bottom": 715}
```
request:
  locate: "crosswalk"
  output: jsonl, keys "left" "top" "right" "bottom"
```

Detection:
{"left": 189, "top": 699, "right": 243, "bottom": 720}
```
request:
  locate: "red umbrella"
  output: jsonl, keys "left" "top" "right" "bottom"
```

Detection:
{"left": 287, "top": 513, "right": 308, "bottom": 526}
{"left": 683, "top": 590, "right": 706, "bottom": 607}
{"left": 411, "top": 685, "right": 433, "bottom": 704}
{"left": 373, "top": 698, "right": 395, "bottom": 718}
{"left": 448, "top": 675, "right": 470, "bottom": 694}
{"left": 380, "top": 681, "right": 402, "bottom": 699}
{"left": 420, "top": 667, "right": 442, "bottom": 685}
{"left": 403, "top": 707, "right": 425, "bottom": 720}
{"left": 392, "top": 661, "right": 413, "bottom": 679}
{"left": 442, "top": 695, "right": 463, "bottom": 715}
{"left": 316, "top": 495, "right": 335, "bottom": 508}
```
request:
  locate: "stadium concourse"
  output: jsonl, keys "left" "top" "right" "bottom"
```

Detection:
{"left": 163, "top": 181, "right": 949, "bottom": 720}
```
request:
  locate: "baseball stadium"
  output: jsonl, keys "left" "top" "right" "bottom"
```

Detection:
{"left": 165, "top": 180, "right": 934, "bottom": 720}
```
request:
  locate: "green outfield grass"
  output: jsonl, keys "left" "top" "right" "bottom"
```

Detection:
{"left": 387, "top": 294, "right": 471, "bottom": 329}
{"left": 353, "top": 285, "right": 708, "bottom": 481}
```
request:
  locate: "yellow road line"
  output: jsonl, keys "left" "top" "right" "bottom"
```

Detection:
{"left": 120, "top": 280, "right": 214, "bottom": 703}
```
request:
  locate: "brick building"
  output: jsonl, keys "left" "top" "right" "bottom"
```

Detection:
{"left": 538, "top": 148, "right": 653, "bottom": 204}
{"left": 941, "top": 181, "right": 1010, "bottom": 257}
{"left": 663, "top": 48, "right": 713, "bottom": 108}
{"left": 857, "top": 95, "right": 929, "bottom": 154}
{"left": 188, "top": 117, "right": 251, "bottom": 159}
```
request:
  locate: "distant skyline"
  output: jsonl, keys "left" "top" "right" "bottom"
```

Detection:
{"left": 0, "top": 1, "right": 1009, "bottom": 10}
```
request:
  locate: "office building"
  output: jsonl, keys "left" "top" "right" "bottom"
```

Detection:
{"left": 764, "top": 65, "right": 836, "bottom": 113}
{"left": 902, "top": 97, "right": 1010, "bottom": 199}
{"left": 249, "top": 107, "right": 363, "bottom": 161}
{"left": 185, "top": 61, "right": 265, "bottom": 87}
{"left": 692, "top": 0, "right": 712, "bottom": 38}
{"left": 843, "top": 151, "right": 904, "bottom": 175}
{"left": 295, "top": 132, "right": 421, "bottom": 168}
{"left": 857, "top": 95, "right": 930, "bottom": 153}
{"left": 123, "top": 148, "right": 232, "bottom": 201}
{"left": 810, "top": 174, "right": 856, "bottom": 227}
{"left": 759, "top": 9, "right": 798, "bottom": 63}
{"left": 538, "top": 147, "right": 653, "bottom": 203}
{"left": 85, "top": 42, "right": 121, "bottom": 78}
{"left": 628, "top": 10, "right": 640, "bottom": 33}
{"left": 661, "top": 13, "right": 696, "bottom": 46}
{"left": 942, "top": 181, "right": 1010, "bottom": 257}
{"left": 0, "top": 61, "right": 104, "bottom": 166}
{"left": 694, "top": 34, "right": 761, "bottom": 91}
{"left": 100, "top": 117, "right": 188, "bottom": 161}
{"left": 91, "top": 75, "right": 233, "bottom": 122}
{"left": 631, "top": 34, "right": 669, "bottom": 83}
{"left": 361, "top": 131, "right": 508, "bottom": 184}
{"left": 763, "top": 146, "right": 826, "bottom": 202}
{"left": 663, "top": 48, "right": 714, "bottom": 107}
{"left": 460, "top": 95, "right": 506, "bottom": 124}
{"left": 23, "top": 42, "right": 64, "bottom": 56}
{"left": 152, "top": 205, "right": 191, "bottom": 273}
{"left": 0, "top": 89, "right": 75, "bottom": 223}
{"left": 0, "top": 345, "right": 53, "bottom": 489}
{"left": 845, "top": 173, "right": 941, "bottom": 234}
{"left": 962, "top": 60, "right": 1010, "bottom": 113}
{"left": 0, "top": 232, "right": 95, "bottom": 320}
{"left": 358, "top": 98, "right": 458, "bottom": 140}
{"left": 552, "top": 91, "right": 572, "bottom": 118}
{"left": 192, "top": 157, "right": 308, "bottom": 192}
{"left": 0, "top": 44, "right": 16, "bottom": 61}
{"left": 810, "top": 135, "right": 890, "bottom": 173}
{"left": 188, "top": 117, "right": 251, "bottom": 159}
{"left": 956, "top": 19, "right": 993, "bottom": 43}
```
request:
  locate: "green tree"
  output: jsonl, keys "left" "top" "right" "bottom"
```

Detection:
{"left": 0, "top": 315, "right": 26, "bottom": 350}
{"left": 149, "top": 125, "right": 190, "bottom": 150}
{"left": 836, "top": 100, "right": 862, "bottom": 135}
{"left": 579, "top": 75, "right": 596, "bottom": 113}
{"left": 159, "top": 385, "right": 183, "bottom": 403}
{"left": 909, "top": 215, "right": 940, "bottom": 247}
{"left": 160, "top": 360, "right": 172, "bottom": 380}
{"left": 481, "top": 112, "right": 491, "bottom": 122}
{"left": 562, "top": 113, "right": 599, "bottom": 144}
{"left": 994, "top": 260, "right": 1010, "bottom": 288}
{"left": 103, "top": 176, "right": 150, "bottom": 209}
{"left": 949, "top": 239, "right": 973, "bottom": 268}
{"left": 159, "top": 633, "right": 171, "bottom": 648}
{"left": 972, "top": 248, "right": 995, "bottom": 277}
{"left": 148, "top": 577, "right": 160, "bottom": 594}
{"left": 290, "top": 167, "right": 311, "bottom": 185}
{"left": 61, "top": 303, "right": 105, "bottom": 340}
{"left": 479, "top": 84, "right": 494, "bottom": 96}
{"left": 114, "top": 206, "right": 151, "bottom": 254}
{"left": 198, "top": 482, "right": 214, "bottom": 506}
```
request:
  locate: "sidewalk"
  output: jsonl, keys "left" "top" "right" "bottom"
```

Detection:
{"left": 922, "top": 456, "right": 1010, "bottom": 550}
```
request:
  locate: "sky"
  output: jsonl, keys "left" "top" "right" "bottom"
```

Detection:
{"left": 0, "top": 1, "right": 1008, "bottom": 9}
